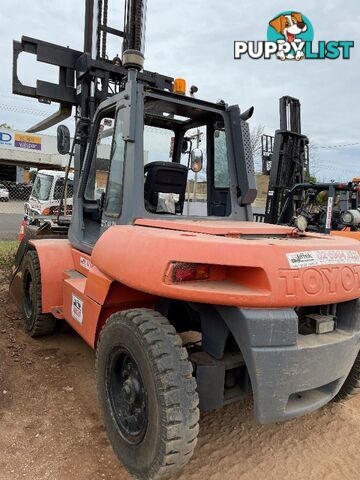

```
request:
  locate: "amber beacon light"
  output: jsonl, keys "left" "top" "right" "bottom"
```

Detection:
{"left": 174, "top": 78, "right": 186, "bottom": 95}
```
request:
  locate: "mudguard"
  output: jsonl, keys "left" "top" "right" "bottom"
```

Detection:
{"left": 10, "top": 239, "right": 74, "bottom": 313}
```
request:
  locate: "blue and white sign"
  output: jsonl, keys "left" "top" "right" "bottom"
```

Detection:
{"left": 0, "top": 131, "right": 14, "bottom": 146}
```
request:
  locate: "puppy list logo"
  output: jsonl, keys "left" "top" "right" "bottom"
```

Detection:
{"left": 234, "top": 11, "right": 354, "bottom": 61}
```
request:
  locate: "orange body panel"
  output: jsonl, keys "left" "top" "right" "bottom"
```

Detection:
{"left": 31, "top": 240, "right": 155, "bottom": 348}
{"left": 62, "top": 273, "right": 104, "bottom": 347}
{"left": 71, "top": 249, "right": 94, "bottom": 277}
{"left": 92, "top": 220, "right": 360, "bottom": 308}
{"left": 135, "top": 218, "right": 296, "bottom": 236}
{"left": 332, "top": 231, "right": 360, "bottom": 242}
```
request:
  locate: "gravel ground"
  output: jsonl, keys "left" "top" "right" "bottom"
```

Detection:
{"left": 1, "top": 268, "right": 360, "bottom": 480}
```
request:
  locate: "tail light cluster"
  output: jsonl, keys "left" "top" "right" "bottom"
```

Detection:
{"left": 167, "top": 262, "right": 270, "bottom": 293}
{"left": 42, "top": 205, "right": 73, "bottom": 216}
{"left": 171, "top": 263, "right": 210, "bottom": 282}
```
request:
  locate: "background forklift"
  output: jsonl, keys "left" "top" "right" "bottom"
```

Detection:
{"left": 8, "top": 2, "right": 360, "bottom": 479}
{"left": 275, "top": 181, "right": 360, "bottom": 235}
{"left": 260, "top": 96, "right": 360, "bottom": 237}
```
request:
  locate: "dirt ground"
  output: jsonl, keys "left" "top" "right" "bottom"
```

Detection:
{"left": 1, "top": 268, "right": 360, "bottom": 480}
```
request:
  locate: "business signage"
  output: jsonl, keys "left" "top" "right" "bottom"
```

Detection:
{"left": 14, "top": 133, "right": 42, "bottom": 151}
{"left": 0, "top": 131, "right": 13, "bottom": 146}
{"left": 0, "top": 130, "right": 42, "bottom": 151}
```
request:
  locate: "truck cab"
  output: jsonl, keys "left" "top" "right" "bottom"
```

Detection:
{"left": 25, "top": 169, "right": 74, "bottom": 218}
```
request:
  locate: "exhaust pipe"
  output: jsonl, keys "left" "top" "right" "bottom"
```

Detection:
{"left": 240, "top": 106, "right": 254, "bottom": 122}
{"left": 122, "top": 0, "right": 147, "bottom": 70}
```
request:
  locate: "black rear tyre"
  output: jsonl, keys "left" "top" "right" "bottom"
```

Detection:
{"left": 96, "top": 308, "right": 199, "bottom": 480}
{"left": 333, "top": 351, "right": 360, "bottom": 402}
{"left": 22, "top": 251, "right": 56, "bottom": 337}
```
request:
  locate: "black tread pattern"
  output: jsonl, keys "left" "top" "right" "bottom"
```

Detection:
{"left": 334, "top": 351, "right": 360, "bottom": 402}
{"left": 22, "top": 251, "right": 56, "bottom": 337}
{"left": 96, "top": 308, "right": 199, "bottom": 480}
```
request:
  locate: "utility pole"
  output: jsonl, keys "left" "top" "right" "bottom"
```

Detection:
{"left": 185, "top": 128, "right": 203, "bottom": 215}
{"left": 193, "top": 128, "right": 201, "bottom": 203}
{"left": 187, "top": 85, "right": 201, "bottom": 214}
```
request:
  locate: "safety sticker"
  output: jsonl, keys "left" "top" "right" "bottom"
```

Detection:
{"left": 71, "top": 294, "right": 83, "bottom": 324}
{"left": 287, "top": 250, "right": 360, "bottom": 269}
{"left": 80, "top": 256, "right": 93, "bottom": 270}
{"left": 325, "top": 197, "right": 334, "bottom": 230}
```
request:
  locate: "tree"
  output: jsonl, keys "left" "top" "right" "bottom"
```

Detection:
{"left": 250, "top": 124, "right": 265, "bottom": 172}
{"left": 307, "top": 174, "right": 317, "bottom": 183}
{"left": 212, "top": 124, "right": 266, "bottom": 184}
{"left": 306, "top": 135, "right": 321, "bottom": 178}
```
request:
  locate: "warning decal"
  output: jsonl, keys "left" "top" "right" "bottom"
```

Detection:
{"left": 287, "top": 250, "right": 360, "bottom": 270}
{"left": 71, "top": 294, "right": 83, "bottom": 324}
{"left": 80, "top": 257, "right": 93, "bottom": 270}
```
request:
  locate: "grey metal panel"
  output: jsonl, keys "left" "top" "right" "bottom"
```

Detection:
{"left": 199, "top": 305, "right": 230, "bottom": 359}
{"left": 36, "top": 80, "right": 76, "bottom": 106}
{"left": 196, "top": 365, "right": 225, "bottom": 411}
{"left": 228, "top": 105, "right": 257, "bottom": 207}
{"left": 188, "top": 350, "right": 246, "bottom": 411}
{"left": 241, "top": 120, "right": 255, "bottom": 177}
{"left": 216, "top": 302, "right": 360, "bottom": 423}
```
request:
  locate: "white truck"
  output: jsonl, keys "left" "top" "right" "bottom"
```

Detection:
{"left": 25, "top": 170, "right": 74, "bottom": 218}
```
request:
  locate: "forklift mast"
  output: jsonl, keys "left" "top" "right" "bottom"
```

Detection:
{"left": 12, "top": 0, "right": 172, "bottom": 168}
{"left": 261, "top": 134, "right": 274, "bottom": 175}
{"left": 264, "top": 96, "right": 309, "bottom": 224}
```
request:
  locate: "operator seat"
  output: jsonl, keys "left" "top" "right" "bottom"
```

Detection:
{"left": 144, "top": 161, "right": 188, "bottom": 214}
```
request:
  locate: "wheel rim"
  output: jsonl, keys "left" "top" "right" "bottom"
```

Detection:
{"left": 108, "top": 348, "right": 148, "bottom": 444}
{"left": 23, "top": 269, "right": 34, "bottom": 319}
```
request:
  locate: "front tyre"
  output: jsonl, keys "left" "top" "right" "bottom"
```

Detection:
{"left": 96, "top": 309, "right": 199, "bottom": 480}
{"left": 21, "top": 251, "right": 56, "bottom": 337}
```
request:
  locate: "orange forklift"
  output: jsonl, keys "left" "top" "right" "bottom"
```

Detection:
{"left": 9, "top": 2, "right": 360, "bottom": 479}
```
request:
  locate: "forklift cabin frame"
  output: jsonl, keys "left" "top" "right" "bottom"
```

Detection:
{"left": 69, "top": 71, "right": 256, "bottom": 253}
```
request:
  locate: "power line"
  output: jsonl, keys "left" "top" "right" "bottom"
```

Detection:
{"left": 0, "top": 102, "right": 57, "bottom": 118}
{"left": 313, "top": 142, "right": 360, "bottom": 150}
{"left": 0, "top": 93, "right": 44, "bottom": 104}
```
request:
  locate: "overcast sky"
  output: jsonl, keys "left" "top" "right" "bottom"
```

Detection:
{"left": 0, "top": 0, "right": 359, "bottom": 180}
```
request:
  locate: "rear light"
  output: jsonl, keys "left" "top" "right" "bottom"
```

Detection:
{"left": 171, "top": 263, "right": 210, "bottom": 282}
{"left": 48, "top": 206, "right": 72, "bottom": 216}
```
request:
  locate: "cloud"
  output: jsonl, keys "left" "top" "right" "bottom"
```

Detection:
{"left": 0, "top": 0, "right": 359, "bottom": 181}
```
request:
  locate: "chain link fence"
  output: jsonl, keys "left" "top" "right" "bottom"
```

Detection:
{"left": 0, "top": 181, "right": 30, "bottom": 240}
{"left": 0, "top": 181, "right": 30, "bottom": 213}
